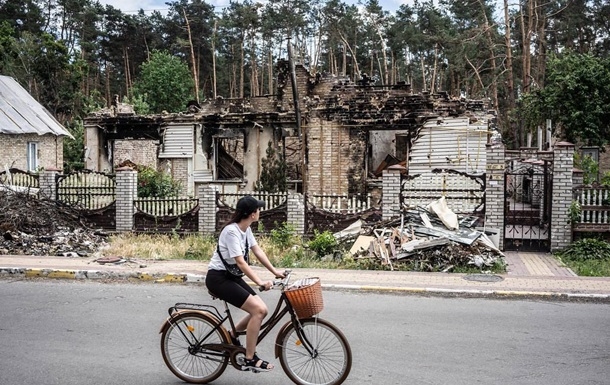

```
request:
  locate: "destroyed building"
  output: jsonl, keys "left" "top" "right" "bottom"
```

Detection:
{"left": 83, "top": 61, "right": 497, "bottom": 197}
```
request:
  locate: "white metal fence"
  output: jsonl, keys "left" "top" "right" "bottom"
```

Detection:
{"left": 308, "top": 193, "right": 373, "bottom": 213}
{"left": 134, "top": 196, "right": 199, "bottom": 216}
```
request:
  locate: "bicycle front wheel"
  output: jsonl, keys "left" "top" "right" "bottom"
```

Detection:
{"left": 160, "top": 312, "right": 229, "bottom": 384}
{"left": 277, "top": 318, "right": 352, "bottom": 385}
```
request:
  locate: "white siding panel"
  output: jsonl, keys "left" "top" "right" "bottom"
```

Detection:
{"left": 409, "top": 117, "right": 489, "bottom": 175}
{"left": 159, "top": 125, "right": 194, "bottom": 158}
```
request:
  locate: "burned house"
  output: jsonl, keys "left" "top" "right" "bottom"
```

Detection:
{"left": 83, "top": 61, "right": 497, "bottom": 197}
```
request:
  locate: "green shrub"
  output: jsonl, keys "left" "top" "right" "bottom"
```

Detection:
{"left": 568, "top": 201, "right": 582, "bottom": 224}
{"left": 601, "top": 171, "right": 610, "bottom": 186}
{"left": 270, "top": 222, "right": 297, "bottom": 249}
{"left": 557, "top": 238, "right": 610, "bottom": 261}
{"left": 307, "top": 230, "right": 338, "bottom": 258}
{"left": 137, "top": 166, "right": 181, "bottom": 197}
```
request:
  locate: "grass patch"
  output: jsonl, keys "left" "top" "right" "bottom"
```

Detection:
{"left": 560, "top": 259, "right": 610, "bottom": 277}
{"left": 103, "top": 233, "right": 506, "bottom": 274}
{"left": 554, "top": 238, "right": 610, "bottom": 277}
{"left": 105, "top": 233, "right": 216, "bottom": 260}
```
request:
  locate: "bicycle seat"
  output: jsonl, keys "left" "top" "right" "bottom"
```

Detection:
{"left": 208, "top": 290, "right": 220, "bottom": 300}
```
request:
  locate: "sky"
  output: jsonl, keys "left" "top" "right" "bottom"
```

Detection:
{"left": 94, "top": 0, "right": 411, "bottom": 15}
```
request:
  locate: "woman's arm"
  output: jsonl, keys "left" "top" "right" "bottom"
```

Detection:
{"left": 235, "top": 255, "right": 271, "bottom": 289}
{"left": 251, "top": 244, "right": 284, "bottom": 277}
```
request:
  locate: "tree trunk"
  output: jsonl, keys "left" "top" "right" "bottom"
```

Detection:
{"left": 268, "top": 50, "right": 273, "bottom": 94}
{"left": 431, "top": 43, "right": 438, "bottom": 92}
{"left": 183, "top": 9, "right": 199, "bottom": 103}
{"left": 503, "top": 0, "right": 517, "bottom": 147}
{"left": 212, "top": 21, "right": 217, "bottom": 99}
{"left": 239, "top": 38, "right": 244, "bottom": 98}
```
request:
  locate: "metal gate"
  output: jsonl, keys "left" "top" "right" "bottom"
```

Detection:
{"left": 504, "top": 159, "right": 553, "bottom": 251}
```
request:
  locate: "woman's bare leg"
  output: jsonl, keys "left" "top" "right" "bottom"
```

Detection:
{"left": 240, "top": 294, "right": 273, "bottom": 368}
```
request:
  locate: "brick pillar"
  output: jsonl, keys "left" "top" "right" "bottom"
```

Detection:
{"left": 382, "top": 165, "right": 404, "bottom": 221}
{"left": 484, "top": 143, "right": 506, "bottom": 250}
{"left": 198, "top": 185, "right": 217, "bottom": 236}
{"left": 39, "top": 168, "right": 60, "bottom": 200}
{"left": 115, "top": 167, "right": 137, "bottom": 232}
{"left": 287, "top": 193, "right": 305, "bottom": 235}
{"left": 550, "top": 142, "right": 574, "bottom": 251}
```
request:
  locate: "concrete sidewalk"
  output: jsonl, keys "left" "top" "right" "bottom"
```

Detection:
{"left": 1, "top": 252, "right": 610, "bottom": 301}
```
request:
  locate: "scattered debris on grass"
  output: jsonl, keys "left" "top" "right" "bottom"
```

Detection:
{"left": 0, "top": 190, "right": 109, "bottom": 256}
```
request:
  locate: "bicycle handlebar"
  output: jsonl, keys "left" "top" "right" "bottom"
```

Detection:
{"left": 258, "top": 269, "right": 292, "bottom": 292}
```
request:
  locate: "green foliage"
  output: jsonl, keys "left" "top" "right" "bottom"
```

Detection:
{"left": 601, "top": 171, "right": 610, "bottom": 187}
{"left": 519, "top": 52, "right": 610, "bottom": 149}
{"left": 307, "top": 230, "right": 338, "bottom": 258}
{"left": 557, "top": 238, "right": 610, "bottom": 261}
{"left": 255, "top": 141, "right": 287, "bottom": 192}
{"left": 137, "top": 166, "right": 182, "bottom": 198}
{"left": 574, "top": 153, "right": 599, "bottom": 185}
{"left": 63, "top": 120, "right": 84, "bottom": 172}
{"left": 132, "top": 50, "right": 194, "bottom": 114}
{"left": 269, "top": 222, "right": 297, "bottom": 249}
{"left": 556, "top": 238, "right": 610, "bottom": 277}
{"left": 567, "top": 201, "right": 582, "bottom": 224}
{"left": 122, "top": 94, "right": 151, "bottom": 115}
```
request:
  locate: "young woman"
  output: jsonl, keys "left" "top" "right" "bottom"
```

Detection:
{"left": 205, "top": 195, "right": 285, "bottom": 372}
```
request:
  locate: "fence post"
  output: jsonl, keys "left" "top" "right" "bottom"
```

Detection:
{"left": 199, "top": 185, "right": 217, "bottom": 236}
{"left": 115, "top": 167, "right": 137, "bottom": 232}
{"left": 287, "top": 193, "right": 305, "bottom": 235}
{"left": 39, "top": 167, "right": 60, "bottom": 200}
{"left": 550, "top": 142, "right": 574, "bottom": 251}
{"left": 382, "top": 164, "right": 404, "bottom": 221}
{"left": 484, "top": 143, "right": 505, "bottom": 250}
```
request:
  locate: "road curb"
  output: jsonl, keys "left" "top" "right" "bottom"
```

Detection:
{"left": 2, "top": 266, "right": 610, "bottom": 301}
{"left": 0, "top": 267, "right": 206, "bottom": 284}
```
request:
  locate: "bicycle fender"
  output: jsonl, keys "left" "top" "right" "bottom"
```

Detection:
{"left": 274, "top": 321, "right": 293, "bottom": 358}
{"left": 158, "top": 310, "right": 229, "bottom": 342}
{"left": 273, "top": 318, "right": 318, "bottom": 358}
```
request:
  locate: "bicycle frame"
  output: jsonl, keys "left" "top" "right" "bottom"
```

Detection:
{"left": 163, "top": 288, "right": 318, "bottom": 369}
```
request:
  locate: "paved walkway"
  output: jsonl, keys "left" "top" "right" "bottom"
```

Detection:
{"left": 1, "top": 252, "right": 609, "bottom": 300}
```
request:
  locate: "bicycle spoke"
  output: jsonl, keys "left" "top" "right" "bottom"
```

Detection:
{"left": 160, "top": 313, "right": 228, "bottom": 383}
{"left": 279, "top": 319, "right": 352, "bottom": 385}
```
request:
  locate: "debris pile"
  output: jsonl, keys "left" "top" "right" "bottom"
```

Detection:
{"left": 337, "top": 197, "right": 504, "bottom": 272}
{"left": 0, "top": 190, "right": 109, "bottom": 256}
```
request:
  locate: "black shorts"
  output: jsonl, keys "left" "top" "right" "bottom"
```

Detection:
{"left": 205, "top": 269, "right": 256, "bottom": 308}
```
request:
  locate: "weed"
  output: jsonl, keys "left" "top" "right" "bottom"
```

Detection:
{"left": 555, "top": 238, "right": 610, "bottom": 277}
{"left": 307, "top": 230, "right": 338, "bottom": 258}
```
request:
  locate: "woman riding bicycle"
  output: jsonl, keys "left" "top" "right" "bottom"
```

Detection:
{"left": 205, "top": 195, "right": 285, "bottom": 372}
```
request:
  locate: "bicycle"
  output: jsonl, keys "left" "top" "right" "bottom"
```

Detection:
{"left": 159, "top": 270, "right": 352, "bottom": 385}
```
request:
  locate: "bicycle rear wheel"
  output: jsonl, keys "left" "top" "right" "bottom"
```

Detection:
{"left": 277, "top": 318, "right": 352, "bottom": 385}
{"left": 160, "top": 312, "right": 229, "bottom": 384}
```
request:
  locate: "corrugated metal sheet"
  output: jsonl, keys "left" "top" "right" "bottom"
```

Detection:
{"left": 0, "top": 75, "right": 73, "bottom": 137}
{"left": 159, "top": 125, "right": 194, "bottom": 158}
{"left": 409, "top": 116, "right": 489, "bottom": 175}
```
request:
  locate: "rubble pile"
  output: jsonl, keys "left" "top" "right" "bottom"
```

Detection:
{"left": 0, "top": 190, "right": 108, "bottom": 256}
{"left": 337, "top": 198, "right": 504, "bottom": 272}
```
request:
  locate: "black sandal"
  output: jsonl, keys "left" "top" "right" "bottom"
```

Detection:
{"left": 242, "top": 354, "right": 273, "bottom": 372}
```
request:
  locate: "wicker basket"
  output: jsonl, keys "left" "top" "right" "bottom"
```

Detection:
{"left": 284, "top": 277, "right": 324, "bottom": 319}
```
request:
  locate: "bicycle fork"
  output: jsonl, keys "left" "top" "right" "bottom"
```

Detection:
{"left": 275, "top": 316, "right": 319, "bottom": 359}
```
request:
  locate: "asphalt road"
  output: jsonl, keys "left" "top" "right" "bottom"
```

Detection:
{"left": 1, "top": 279, "right": 609, "bottom": 385}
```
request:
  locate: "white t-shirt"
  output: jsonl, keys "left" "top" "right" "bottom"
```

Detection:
{"left": 208, "top": 223, "right": 258, "bottom": 271}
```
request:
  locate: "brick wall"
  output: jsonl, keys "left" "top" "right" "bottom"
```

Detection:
{"left": 114, "top": 139, "right": 158, "bottom": 169}
{"left": 115, "top": 168, "right": 137, "bottom": 231}
{"left": 550, "top": 143, "right": 574, "bottom": 251}
{"left": 169, "top": 158, "right": 189, "bottom": 195}
{"left": 305, "top": 118, "right": 361, "bottom": 195}
{"left": 599, "top": 145, "right": 610, "bottom": 177}
{"left": 485, "top": 143, "right": 506, "bottom": 250}
{"left": 0, "top": 133, "right": 64, "bottom": 170}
